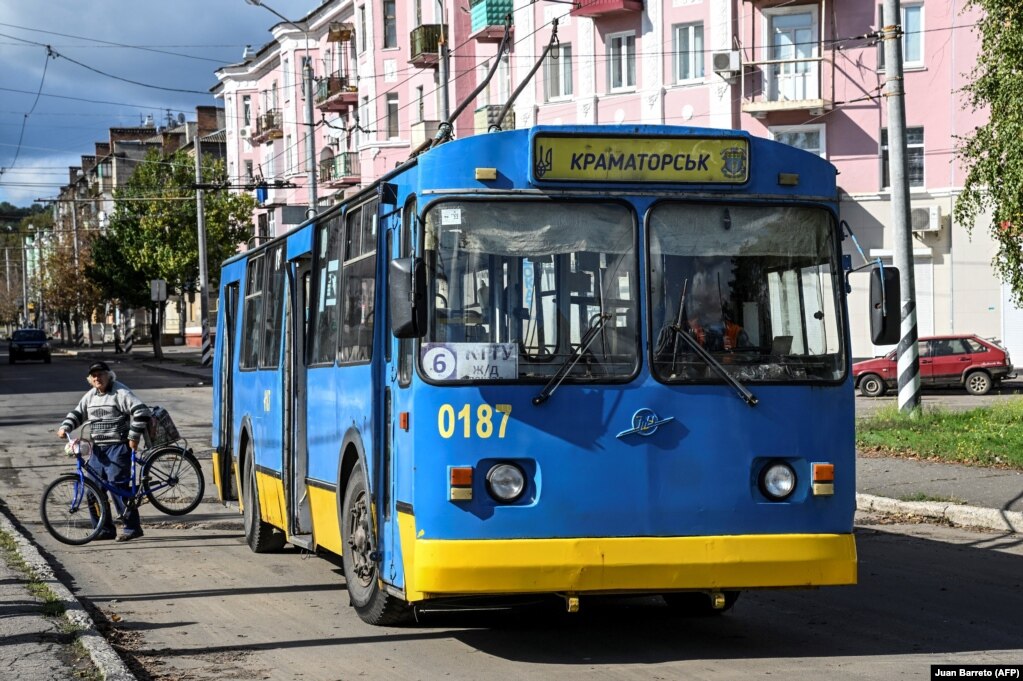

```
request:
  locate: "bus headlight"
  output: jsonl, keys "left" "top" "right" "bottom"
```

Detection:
{"left": 486, "top": 463, "right": 525, "bottom": 502}
{"left": 759, "top": 461, "right": 796, "bottom": 501}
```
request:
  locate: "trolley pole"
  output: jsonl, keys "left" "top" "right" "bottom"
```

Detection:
{"left": 882, "top": 0, "right": 920, "bottom": 416}
{"left": 194, "top": 130, "right": 213, "bottom": 367}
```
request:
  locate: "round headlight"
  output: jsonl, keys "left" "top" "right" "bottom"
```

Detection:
{"left": 486, "top": 463, "right": 526, "bottom": 502}
{"left": 760, "top": 461, "right": 796, "bottom": 500}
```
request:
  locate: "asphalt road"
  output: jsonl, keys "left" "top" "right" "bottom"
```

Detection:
{"left": 855, "top": 379, "right": 1023, "bottom": 418}
{"left": 2, "top": 353, "right": 1022, "bottom": 681}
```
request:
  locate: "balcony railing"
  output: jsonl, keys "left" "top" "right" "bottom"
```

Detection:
{"left": 320, "top": 152, "right": 361, "bottom": 187}
{"left": 470, "top": 0, "right": 513, "bottom": 41}
{"left": 315, "top": 74, "right": 358, "bottom": 112}
{"left": 740, "top": 55, "right": 833, "bottom": 117}
{"left": 410, "top": 24, "right": 446, "bottom": 67}
{"left": 570, "top": 0, "right": 643, "bottom": 19}
{"left": 251, "top": 109, "right": 283, "bottom": 143}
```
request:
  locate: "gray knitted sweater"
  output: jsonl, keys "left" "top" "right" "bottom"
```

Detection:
{"left": 60, "top": 382, "right": 151, "bottom": 445}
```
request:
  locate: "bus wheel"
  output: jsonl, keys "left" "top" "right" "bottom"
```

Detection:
{"left": 341, "top": 462, "right": 412, "bottom": 625}
{"left": 242, "top": 448, "right": 285, "bottom": 553}
{"left": 663, "top": 591, "right": 740, "bottom": 616}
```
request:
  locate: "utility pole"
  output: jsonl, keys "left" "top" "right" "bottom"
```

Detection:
{"left": 69, "top": 202, "right": 86, "bottom": 346}
{"left": 437, "top": 0, "right": 450, "bottom": 121}
{"left": 194, "top": 129, "right": 213, "bottom": 367}
{"left": 882, "top": 0, "right": 920, "bottom": 416}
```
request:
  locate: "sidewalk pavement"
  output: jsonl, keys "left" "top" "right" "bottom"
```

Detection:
{"left": 2, "top": 343, "right": 1018, "bottom": 681}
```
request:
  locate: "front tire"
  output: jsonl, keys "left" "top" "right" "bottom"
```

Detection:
{"left": 859, "top": 373, "right": 887, "bottom": 397}
{"left": 964, "top": 370, "right": 992, "bottom": 396}
{"left": 242, "top": 447, "right": 285, "bottom": 553}
{"left": 143, "top": 447, "right": 205, "bottom": 515}
{"left": 40, "top": 475, "right": 110, "bottom": 545}
{"left": 341, "top": 462, "right": 412, "bottom": 625}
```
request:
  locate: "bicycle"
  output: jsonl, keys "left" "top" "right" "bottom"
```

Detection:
{"left": 40, "top": 420, "right": 206, "bottom": 546}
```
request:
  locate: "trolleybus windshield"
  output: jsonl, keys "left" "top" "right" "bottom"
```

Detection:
{"left": 649, "top": 203, "right": 845, "bottom": 384}
{"left": 421, "top": 200, "right": 638, "bottom": 383}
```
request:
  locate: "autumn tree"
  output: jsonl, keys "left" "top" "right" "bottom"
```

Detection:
{"left": 955, "top": 0, "right": 1023, "bottom": 301}
{"left": 92, "top": 148, "right": 254, "bottom": 358}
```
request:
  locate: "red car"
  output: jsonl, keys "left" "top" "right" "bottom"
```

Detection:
{"left": 853, "top": 334, "right": 1014, "bottom": 397}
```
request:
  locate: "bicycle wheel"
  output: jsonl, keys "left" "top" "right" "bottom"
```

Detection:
{"left": 142, "top": 447, "right": 205, "bottom": 515}
{"left": 40, "top": 474, "right": 110, "bottom": 545}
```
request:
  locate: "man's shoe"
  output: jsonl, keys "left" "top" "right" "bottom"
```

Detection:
{"left": 116, "top": 530, "right": 144, "bottom": 542}
{"left": 95, "top": 531, "right": 117, "bottom": 541}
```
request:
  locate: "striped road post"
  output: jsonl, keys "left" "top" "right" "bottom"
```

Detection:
{"left": 201, "top": 317, "right": 212, "bottom": 367}
{"left": 73, "top": 318, "right": 84, "bottom": 347}
{"left": 125, "top": 318, "right": 135, "bottom": 354}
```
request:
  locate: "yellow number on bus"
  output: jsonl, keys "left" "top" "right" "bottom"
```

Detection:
{"left": 436, "top": 403, "right": 512, "bottom": 439}
{"left": 438, "top": 404, "right": 455, "bottom": 439}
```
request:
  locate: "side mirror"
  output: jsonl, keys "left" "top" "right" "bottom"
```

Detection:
{"left": 389, "top": 257, "right": 427, "bottom": 339}
{"left": 869, "top": 266, "right": 900, "bottom": 345}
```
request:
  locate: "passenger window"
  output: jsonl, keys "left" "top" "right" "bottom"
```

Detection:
{"left": 241, "top": 255, "right": 264, "bottom": 369}
{"left": 339, "top": 198, "right": 378, "bottom": 364}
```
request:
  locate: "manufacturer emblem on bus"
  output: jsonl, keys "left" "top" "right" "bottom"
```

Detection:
{"left": 616, "top": 408, "right": 675, "bottom": 439}
{"left": 720, "top": 146, "right": 748, "bottom": 180}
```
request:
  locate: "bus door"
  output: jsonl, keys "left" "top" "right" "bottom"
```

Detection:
{"left": 287, "top": 256, "right": 313, "bottom": 541}
{"left": 216, "top": 282, "right": 239, "bottom": 501}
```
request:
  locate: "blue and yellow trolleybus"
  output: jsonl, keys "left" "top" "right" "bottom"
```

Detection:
{"left": 212, "top": 125, "right": 897, "bottom": 625}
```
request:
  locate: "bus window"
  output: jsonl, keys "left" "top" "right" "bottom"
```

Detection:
{"left": 311, "top": 218, "right": 343, "bottom": 365}
{"left": 241, "top": 254, "right": 264, "bottom": 369}
{"left": 648, "top": 203, "right": 845, "bottom": 383}
{"left": 340, "top": 199, "right": 378, "bottom": 363}
{"left": 398, "top": 197, "right": 415, "bottom": 386}
{"left": 259, "top": 244, "right": 286, "bottom": 369}
{"left": 421, "top": 200, "right": 637, "bottom": 383}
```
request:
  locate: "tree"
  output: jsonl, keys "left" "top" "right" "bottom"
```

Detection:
{"left": 955, "top": 0, "right": 1023, "bottom": 302}
{"left": 93, "top": 148, "right": 254, "bottom": 358}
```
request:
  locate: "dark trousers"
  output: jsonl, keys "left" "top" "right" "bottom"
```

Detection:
{"left": 86, "top": 443, "right": 141, "bottom": 533}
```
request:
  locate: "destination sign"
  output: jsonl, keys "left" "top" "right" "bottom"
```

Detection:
{"left": 531, "top": 134, "right": 749, "bottom": 184}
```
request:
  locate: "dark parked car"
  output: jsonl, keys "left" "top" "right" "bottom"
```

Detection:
{"left": 8, "top": 328, "right": 52, "bottom": 364}
{"left": 853, "top": 334, "right": 1014, "bottom": 397}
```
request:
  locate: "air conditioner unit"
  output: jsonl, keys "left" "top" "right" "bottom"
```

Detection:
{"left": 911, "top": 205, "right": 942, "bottom": 232}
{"left": 239, "top": 126, "right": 251, "bottom": 140}
{"left": 712, "top": 50, "right": 741, "bottom": 75}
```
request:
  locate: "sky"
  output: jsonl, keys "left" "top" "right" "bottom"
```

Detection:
{"left": 0, "top": 0, "right": 322, "bottom": 208}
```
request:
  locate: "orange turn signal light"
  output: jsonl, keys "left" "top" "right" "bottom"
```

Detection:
{"left": 399, "top": 411, "right": 409, "bottom": 431}
{"left": 812, "top": 463, "right": 834, "bottom": 482}
{"left": 450, "top": 466, "right": 473, "bottom": 487}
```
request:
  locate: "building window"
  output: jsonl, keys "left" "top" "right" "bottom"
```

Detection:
{"left": 244, "top": 160, "right": 254, "bottom": 183}
{"left": 880, "top": 126, "right": 924, "bottom": 188}
{"left": 546, "top": 43, "right": 573, "bottom": 100}
{"left": 878, "top": 3, "right": 923, "bottom": 68}
{"left": 283, "top": 57, "right": 291, "bottom": 100}
{"left": 285, "top": 135, "right": 295, "bottom": 174}
{"left": 674, "top": 23, "right": 704, "bottom": 82}
{"left": 358, "top": 6, "right": 367, "bottom": 53}
{"left": 387, "top": 93, "right": 399, "bottom": 139}
{"left": 242, "top": 95, "right": 251, "bottom": 126}
{"left": 383, "top": 0, "right": 397, "bottom": 48}
{"left": 416, "top": 85, "right": 425, "bottom": 122}
{"left": 607, "top": 32, "right": 636, "bottom": 92}
{"left": 770, "top": 124, "right": 826, "bottom": 158}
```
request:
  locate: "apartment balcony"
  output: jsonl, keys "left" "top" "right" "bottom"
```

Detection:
{"left": 570, "top": 0, "right": 643, "bottom": 19}
{"left": 320, "top": 152, "right": 361, "bottom": 188}
{"left": 470, "top": 0, "right": 513, "bottom": 42}
{"left": 740, "top": 55, "right": 833, "bottom": 118}
{"left": 474, "top": 104, "right": 514, "bottom": 135}
{"left": 410, "top": 24, "right": 446, "bottom": 67}
{"left": 315, "top": 74, "right": 358, "bottom": 113}
{"left": 410, "top": 119, "right": 441, "bottom": 148}
{"left": 251, "top": 110, "right": 283, "bottom": 143}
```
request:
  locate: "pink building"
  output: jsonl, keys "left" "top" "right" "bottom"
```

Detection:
{"left": 215, "top": 1, "right": 1015, "bottom": 359}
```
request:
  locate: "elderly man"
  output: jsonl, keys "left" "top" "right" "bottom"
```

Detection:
{"left": 57, "top": 361, "right": 152, "bottom": 541}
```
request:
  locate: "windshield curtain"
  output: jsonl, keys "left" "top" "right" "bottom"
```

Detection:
{"left": 649, "top": 203, "right": 845, "bottom": 384}
{"left": 421, "top": 200, "right": 638, "bottom": 383}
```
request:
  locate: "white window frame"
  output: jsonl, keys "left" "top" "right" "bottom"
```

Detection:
{"left": 606, "top": 31, "right": 636, "bottom": 93}
{"left": 762, "top": 5, "right": 820, "bottom": 103}
{"left": 673, "top": 22, "right": 704, "bottom": 84}
{"left": 769, "top": 123, "right": 827, "bottom": 158}
{"left": 283, "top": 57, "right": 291, "bottom": 101}
{"left": 386, "top": 93, "right": 400, "bottom": 139}
{"left": 546, "top": 43, "right": 573, "bottom": 101}
{"left": 878, "top": 3, "right": 924, "bottom": 69}
{"left": 880, "top": 126, "right": 925, "bottom": 189}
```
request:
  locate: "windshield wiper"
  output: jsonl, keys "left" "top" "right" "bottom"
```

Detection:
{"left": 667, "top": 323, "right": 759, "bottom": 407}
{"left": 532, "top": 313, "right": 612, "bottom": 406}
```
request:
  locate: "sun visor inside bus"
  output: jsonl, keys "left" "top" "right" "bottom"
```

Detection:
{"left": 648, "top": 205, "right": 833, "bottom": 257}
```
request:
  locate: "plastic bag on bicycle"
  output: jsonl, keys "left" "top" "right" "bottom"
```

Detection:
{"left": 145, "top": 406, "right": 180, "bottom": 448}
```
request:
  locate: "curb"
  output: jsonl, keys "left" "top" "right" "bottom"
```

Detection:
{"left": 0, "top": 510, "right": 136, "bottom": 681}
{"left": 857, "top": 493, "right": 1023, "bottom": 533}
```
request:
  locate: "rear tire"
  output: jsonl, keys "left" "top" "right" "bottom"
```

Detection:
{"left": 242, "top": 447, "right": 286, "bottom": 553}
{"left": 341, "top": 462, "right": 412, "bottom": 625}
{"left": 143, "top": 447, "right": 205, "bottom": 515}
{"left": 964, "top": 370, "right": 992, "bottom": 396}
{"left": 859, "top": 373, "right": 887, "bottom": 397}
{"left": 663, "top": 591, "right": 740, "bottom": 616}
{"left": 40, "top": 475, "right": 110, "bottom": 545}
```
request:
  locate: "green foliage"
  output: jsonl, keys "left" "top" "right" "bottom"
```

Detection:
{"left": 955, "top": 0, "right": 1023, "bottom": 303}
{"left": 857, "top": 400, "right": 1023, "bottom": 468}
{"left": 90, "top": 148, "right": 254, "bottom": 303}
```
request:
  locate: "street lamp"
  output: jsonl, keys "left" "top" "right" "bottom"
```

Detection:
{"left": 244, "top": 0, "right": 319, "bottom": 218}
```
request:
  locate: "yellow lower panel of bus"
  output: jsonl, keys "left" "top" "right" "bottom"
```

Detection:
{"left": 307, "top": 486, "right": 342, "bottom": 555}
{"left": 397, "top": 512, "right": 855, "bottom": 602}
{"left": 211, "top": 450, "right": 225, "bottom": 500}
{"left": 255, "top": 470, "right": 286, "bottom": 529}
